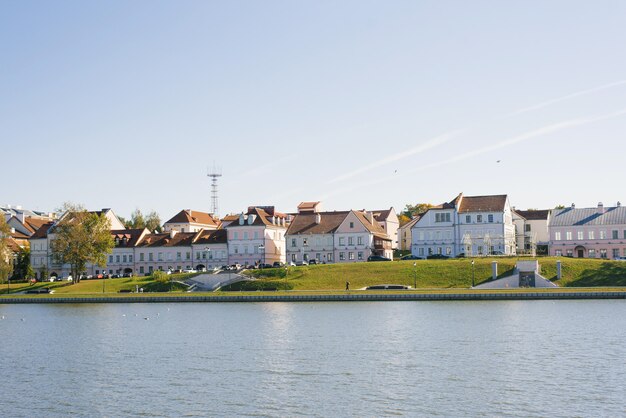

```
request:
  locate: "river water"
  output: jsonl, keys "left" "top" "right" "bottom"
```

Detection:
{"left": 1, "top": 300, "right": 625, "bottom": 417}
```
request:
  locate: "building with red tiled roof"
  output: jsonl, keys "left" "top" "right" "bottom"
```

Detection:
{"left": 286, "top": 209, "right": 393, "bottom": 264}
{"left": 164, "top": 209, "right": 219, "bottom": 233}
{"left": 225, "top": 207, "right": 288, "bottom": 267}
{"left": 411, "top": 193, "right": 517, "bottom": 258}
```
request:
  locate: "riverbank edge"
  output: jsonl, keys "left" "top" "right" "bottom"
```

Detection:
{"left": 1, "top": 291, "right": 625, "bottom": 304}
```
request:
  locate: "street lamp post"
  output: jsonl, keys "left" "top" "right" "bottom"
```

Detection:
{"left": 284, "top": 266, "right": 288, "bottom": 292}
{"left": 471, "top": 260, "right": 475, "bottom": 288}
{"left": 258, "top": 244, "right": 265, "bottom": 267}
{"left": 102, "top": 275, "right": 105, "bottom": 293}
{"left": 413, "top": 262, "right": 417, "bottom": 289}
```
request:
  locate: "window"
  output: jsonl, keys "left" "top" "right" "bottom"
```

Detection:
{"left": 139, "top": 253, "right": 144, "bottom": 261}
{"left": 339, "top": 237, "right": 345, "bottom": 246}
{"left": 554, "top": 232, "right": 561, "bottom": 241}
{"left": 254, "top": 231, "right": 259, "bottom": 239}
{"left": 303, "top": 238, "right": 308, "bottom": 246}
{"left": 612, "top": 249, "right": 620, "bottom": 259}
{"left": 234, "top": 232, "right": 239, "bottom": 240}
{"left": 357, "top": 236, "right": 363, "bottom": 245}
{"left": 612, "top": 230, "right": 619, "bottom": 239}
{"left": 446, "top": 247, "right": 452, "bottom": 255}
{"left": 116, "top": 255, "right": 120, "bottom": 263}
{"left": 327, "top": 253, "right": 333, "bottom": 262}
{"left": 589, "top": 249, "right": 596, "bottom": 258}
{"left": 566, "top": 250, "right": 573, "bottom": 257}
{"left": 418, "top": 248, "right": 424, "bottom": 256}
{"left": 358, "top": 252, "right": 363, "bottom": 260}
{"left": 555, "top": 250, "right": 562, "bottom": 256}
{"left": 525, "top": 224, "right": 531, "bottom": 232}
{"left": 149, "top": 253, "right": 153, "bottom": 261}
{"left": 291, "top": 238, "right": 296, "bottom": 247}
{"left": 339, "top": 252, "right": 345, "bottom": 261}
{"left": 478, "top": 246, "right": 483, "bottom": 255}
{"left": 578, "top": 231, "right": 584, "bottom": 240}
{"left": 186, "top": 252, "right": 190, "bottom": 260}
{"left": 600, "top": 231, "right": 607, "bottom": 240}
{"left": 428, "top": 248, "right": 433, "bottom": 255}
{"left": 108, "top": 255, "right": 113, "bottom": 263}
{"left": 129, "top": 255, "right": 133, "bottom": 263}
{"left": 176, "top": 252, "right": 181, "bottom": 261}
{"left": 566, "top": 231, "right": 572, "bottom": 240}
{"left": 437, "top": 247, "right": 442, "bottom": 255}
{"left": 466, "top": 215, "right": 471, "bottom": 223}
{"left": 348, "top": 237, "right": 354, "bottom": 245}
{"left": 158, "top": 252, "right": 163, "bottom": 261}
{"left": 123, "top": 255, "right": 127, "bottom": 263}
{"left": 315, "top": 253, "right": 320, "bottom": 261}
{"left": 488, "top": 214, "right": 494, "bottom": 223}
{"left": 600, "top": 249, "right": 607, "bottom": 258}
{"left": 291, "top": 254, "right": 296, "bottom": 262}
{"left": 349, "top": 222, "right": 354, "bottom": 229}
{"left": 624, "top": 230, "right": 626, "bottom": 239}
{"left": 349, "top": 252, "right": 354, "bottom": 260}
{"left": 589, "top": 231, "right": 595, "bottom": 240}
{"left": 477, "top": 215, "right": 483, "bottom": 223}
{"left": 148, "top": 266, "right": 153, "bottom": 273}
{"left": 139, "top": 266, "right": 144, "bottom": 274}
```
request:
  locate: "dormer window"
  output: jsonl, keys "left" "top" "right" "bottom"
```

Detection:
{"left": 349, "top": 222, "right": 354, "bottom": 229}
{"left": 465, "top": 215, "right": 471, "bottom": 223}
{"left": 477, "top": 215, "right": 483, "bottom": 223}
{"left": 488, "top": 214, "right": 494, "bottom": 223}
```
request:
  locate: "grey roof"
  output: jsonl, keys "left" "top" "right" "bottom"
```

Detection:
{"left": 549, "top": 206, "right": 626, "bottom": 227}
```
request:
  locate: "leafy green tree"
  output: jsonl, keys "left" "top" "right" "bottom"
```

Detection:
{"left": 153, "top": 270, "right": 169, "bottom": 283}
{"left": 0, "top": 216, "right": 13, "bottom": 283}
{"left": 402, "top": 203, "right": 434, "bottom": 218}
{"left": 50, "top": 203, "right": 115, "bottom": 284}
{"left": 145, "top": 211, "right": 162, "bottom": 233}
{"left": 124, "top": 209, "right": 161, "bottom": 232}
{"left": 12, "top": 246, "right": 34, "bottom": 280}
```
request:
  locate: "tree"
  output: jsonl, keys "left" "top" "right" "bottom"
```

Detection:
{"left": 12, "top": 246, "right": 34, "bottom": 280}
{"left": 50, "top": 203, "right": 115, "bottom": 283}
{"left": 0, "top": 216, "right": 13, "bottom": 283}
{"left": 124, "top": 209, "right": 161, "bottom": 232}
{"left": 402, "top": 203, "right": 434, "bottom": 218}
{"left": 554, "top": 204, "right": 566, "bottom": 209}
{"left": 145, "top": 211, "right": 162, "bottom": 233}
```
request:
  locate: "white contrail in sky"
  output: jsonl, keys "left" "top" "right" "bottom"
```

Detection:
{"left": 354, "top": 108, "right": 626, "bottom": 188}
{"left": 328, "top": 129, "right": 463, "bottom": 184}
{"left": 509, "top": 80, "right": 626, "bottom": 116}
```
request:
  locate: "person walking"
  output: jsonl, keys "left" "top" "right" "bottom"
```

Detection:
{"left": 345, "top": 281, "right": 350, "bottom": 291}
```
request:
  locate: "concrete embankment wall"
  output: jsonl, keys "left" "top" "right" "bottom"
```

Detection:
{"left": 1, "top": 292, "right": 625, "bottom": 304}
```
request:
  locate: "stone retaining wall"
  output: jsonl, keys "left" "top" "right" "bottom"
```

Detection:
{"left": 1, "top": 292, "right": 625, "bottom": 304}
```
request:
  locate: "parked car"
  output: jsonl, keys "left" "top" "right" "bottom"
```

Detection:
{"left": 272, "top": 261, "right": 284, "bottom": 268}
{"left": 296, "top": 260, "right": 309, "bottom": 266}
{"left": 400, "top": 255, "right": 423, "bottom": 260}
{"left": 426, "top": 254, "right": 450, "bottom": 260}
{"left": 308, "top": 259, "right": 318, "bottom": 265}
{"left": 614, "top": 256, "right": 626, "bottom": 261}
{"left": 123, "top": 272, "right": 133, "bottom": 278}
{"left": 289, "top": 261, "right": 297, "bottom": 267}
{"left": 111, "top": 274, "right": 120, "bottom": 278}
{"left": 490, "top": 251, "right": 505, "bottom": 256}
{"left": 182, "top": 269, "right": 197, "bottom": 273}
{"left": 367, "top": 255, "right": 392, "bottom": 262}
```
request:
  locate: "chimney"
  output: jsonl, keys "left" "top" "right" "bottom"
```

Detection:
{"left": 170, "top": 230, "right": 177, "bottom": 239}
{"left": 617, "top": 201, "right": 621, "bottom": 207}
{"left": 597, "top": 202, "right": 605, "bottom": 214}
{"left": 315, "top": 213, "right": 321, "bottom": 224}
{"left": 571, "top": 203, "right": 575, "bottom": 209}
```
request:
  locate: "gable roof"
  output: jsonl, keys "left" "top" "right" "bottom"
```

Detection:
{"left": 458, "top": 195, "right": 508, "bottom": 213}
{"left": 226, "top": 207, "right": 287, "bottom": 229}
{"left": 111, "top": 229, "right": 148, "bottom": 248}
{"left": 136, "top": 232, "right": 196, "bottom": 248}
{"left": 401, "top": 215, "right": 422, "bottom": 230}
{"left": 516, "top": 209, "right": 550, "bottom": 221}
{"left": 30, "top": 221, "right": 55, "bottom": 239}
{"left": 23, "top": 217, "right": 50, "bottom": 234}
{"left": 354, "top": 211, "right": 391, "bottom": 241}
{"left": 165, "top": 210, "right": 218, "bottom": 227}
{"left": 193, "top": 229, "right": 228, "bottom": 245}
{"left": 287, "top": 211, "right": 350, "bottom": 235}
{"left": 549, "top": 206, "right": 626, "bottom": 227}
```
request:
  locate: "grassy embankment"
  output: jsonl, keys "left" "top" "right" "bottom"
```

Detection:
{"left": 241, "top": 257, "right": 626, "bottom": 290}
{"left": 1, "top": 258, "right": 625, "bottom": 296}
{"left": 0, "top": 273, "right": 197, "bottom": 295}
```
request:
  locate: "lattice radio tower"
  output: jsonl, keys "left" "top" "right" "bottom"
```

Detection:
{"left": 207, "top": 164, "right": 222, "bottom": 217}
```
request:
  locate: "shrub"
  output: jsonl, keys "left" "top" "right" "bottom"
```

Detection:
{"left": 152, "top": 270, "right": 169, "bottom": 283}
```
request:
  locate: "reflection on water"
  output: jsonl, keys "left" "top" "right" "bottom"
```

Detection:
{"left": 1, "top": 301, "right": 625, "bottom": 417}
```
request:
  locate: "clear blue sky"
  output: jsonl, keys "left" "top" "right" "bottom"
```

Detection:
{"left": 3, "top": 1, "right": 626, "bottom": 220}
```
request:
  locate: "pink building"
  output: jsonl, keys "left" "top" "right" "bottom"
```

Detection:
{"left": 549, "top": 202, "right": 626, "bottom": 259}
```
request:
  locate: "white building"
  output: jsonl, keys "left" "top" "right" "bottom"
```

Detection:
{"left": 411, "top": 194, "right": 517, "bottom": 257}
